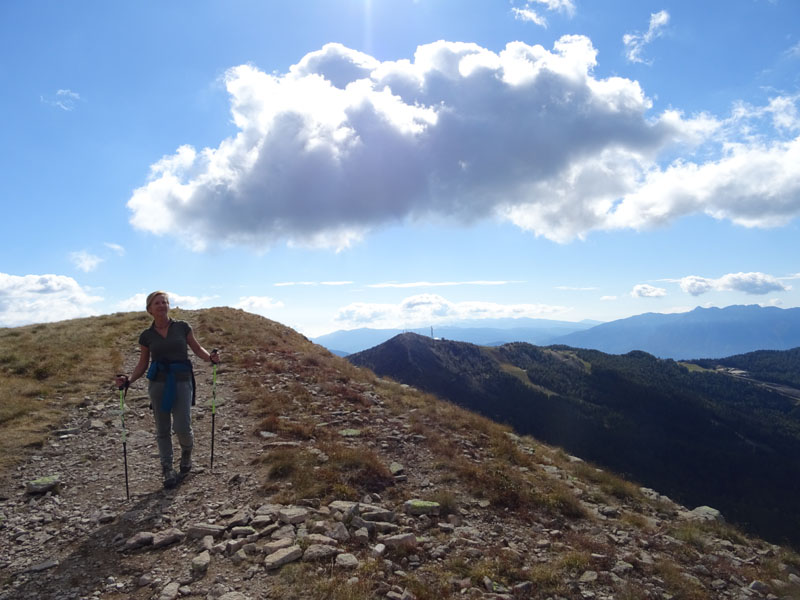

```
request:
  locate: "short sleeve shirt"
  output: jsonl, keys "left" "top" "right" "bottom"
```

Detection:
{"left": 138, "top": 320, "right": 192, "bottom": 362}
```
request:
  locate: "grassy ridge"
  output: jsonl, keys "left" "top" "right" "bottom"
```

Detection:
{"left": 0, "top": 311, "right": 148, "bottom": 474}
{"left": 0, "top": 306, "right": 296, "bottom": 478}
{"left": 4, "top": 309, "right": 800, "bottom": 599}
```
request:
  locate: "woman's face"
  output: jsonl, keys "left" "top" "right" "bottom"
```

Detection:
{"left": 148, "top": 294, "right": 170, "bottom": 317}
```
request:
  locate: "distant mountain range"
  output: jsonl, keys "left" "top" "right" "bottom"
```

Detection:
{"left": 316, "top": 305, "right": 800, "bottom": 359}
{"left": 312, "top": 317, "right": 598, "bottom": 355}
{"left": 553, "top": 304, "right": 800, "bottom": 359}
{"left": 348, "top": 333, "right": 800, "bottom": 547}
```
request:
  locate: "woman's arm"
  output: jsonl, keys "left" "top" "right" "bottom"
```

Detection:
{"left": 116, "top": 345, "right": 150, "bottom": 388}
{"left": 188, "top": 331, "right": 219, "bottom": 363}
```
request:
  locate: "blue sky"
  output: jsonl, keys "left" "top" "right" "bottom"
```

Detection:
{"left": 2, "top": 0, "right": 799, "bottom": 336}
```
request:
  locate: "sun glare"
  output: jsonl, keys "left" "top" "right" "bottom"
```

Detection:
{"left": 363, "top": 0, "right": 373, "bottom": 55}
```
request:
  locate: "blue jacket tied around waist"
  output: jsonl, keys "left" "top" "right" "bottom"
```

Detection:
{"left": 147, "top": 359, "right": 196, "bottom": 412}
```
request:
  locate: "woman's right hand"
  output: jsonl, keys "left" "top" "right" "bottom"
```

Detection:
{"left": 115, "top": 374, "right": 129, "bottom": 390}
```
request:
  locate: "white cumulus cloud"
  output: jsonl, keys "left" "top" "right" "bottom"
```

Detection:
{"left": 605, "top": 133, "right": 800, "bottom": 232}
{"left": 679, "top": 272, "right": 790, "bottom": 296}
{"left": 679, "top": 276, "right": 714, "bottom": 296}
{"left": 0, "top": 273, "right": 102, "bottom": 326}
{"left": 631, "top": 284, "right": 666, "bottom": 298}
{"left": 334, "top": 293, "right": 569, "bottom": 329}
{"left": 127, "top": 38, "right": 800, "bottom": 251}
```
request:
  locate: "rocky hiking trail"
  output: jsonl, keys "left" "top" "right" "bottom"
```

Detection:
{"left": 2, "top": 338, "right": 800, "bottom": 600}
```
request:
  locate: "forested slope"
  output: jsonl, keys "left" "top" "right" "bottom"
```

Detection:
{"left": 349, "top": 334, "right": 800, "bottom": 547}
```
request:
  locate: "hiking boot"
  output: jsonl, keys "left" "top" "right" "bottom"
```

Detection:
{"left": 162, "top": 466, "right": 178, "bottom": 489}
{"left": 179, "top": 448, "right": 192, "bottom": 475}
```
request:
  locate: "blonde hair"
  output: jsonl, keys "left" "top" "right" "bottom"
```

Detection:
{"left": 146, "top": 290, "right": 170, "bottom": 312}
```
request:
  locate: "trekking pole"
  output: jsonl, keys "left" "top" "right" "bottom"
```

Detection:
{"left": 117, "top": 375, "right": 130, "bottom": 500}
{"left": 210, "top": 350, "right": 218, "bottom": 472}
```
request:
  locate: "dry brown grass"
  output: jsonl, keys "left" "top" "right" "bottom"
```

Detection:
{"left": 755, "top": 549, "right": 800, "bottom": 597}
{"left": 427, "top": 488, "right": 460, "bottom": 516}
{"left": 452, "top": 455, "right": 587, "bottom": 520}
{"left": 276, "top": 559, "right": 458, "bottom": 600}
{"left": 273, "top": 563, "right": 378, "bottom": 600}
{"left": 615, "top": 583, "right": 651, "bottom": 600}
{"left": 655, "top": 559, "right": 711, "bottom": 600}
{"left": 671, "top": 521, "right": 712, "bottom": 552}
{"left": 321, "top": 381, "right": 370, "bottom": 406}
{"left": 0, "top": 311, "right": 149, "bottom": 476}
{"left": 564, "top": 530, "right": 616, "bottom": 563}
{"left": 356, "top": 368, "right": 593, "bottom": 522}
{"left": 523, "top": 563, "right": 571, "bottom": 596}
{"left": 403, "top": 574, "right": 455, "bottom": 600}
{"left": 620, "top": 511, "right": 652, "bottom": 531}
{"left": 255, "top": 440, "right": 394, "bottom": 504}
{"left": 0, "top": 306, "right": 310, "bottom": 480}
{"left": 571, "top": 460, "right": 644, "bottom": 503}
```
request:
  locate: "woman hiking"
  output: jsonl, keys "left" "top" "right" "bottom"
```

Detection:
{"left": 116, "top": 291, "right": 220, "bottom": 489}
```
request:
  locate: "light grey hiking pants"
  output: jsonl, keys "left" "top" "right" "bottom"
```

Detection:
{"left": 148, "top": 380, "right": 194, "bottom": 469}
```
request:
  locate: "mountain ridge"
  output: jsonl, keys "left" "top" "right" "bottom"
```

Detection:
{"left": 551, "top": 304, "right": 800, "bottom": 359}
{"left": 312, "top": 318, "right": 597, "bottom": 355}
{"left": 315, "top": 304, "right": 800, "bottom": 358}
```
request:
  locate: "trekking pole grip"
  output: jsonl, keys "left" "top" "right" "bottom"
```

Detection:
{"left": 116, "top": 374, "right": 129, "bottom": 391}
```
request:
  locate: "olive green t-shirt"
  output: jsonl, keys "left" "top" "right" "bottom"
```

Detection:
{"left": 138, "top": 320, "right": 192, "bottom": 362}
